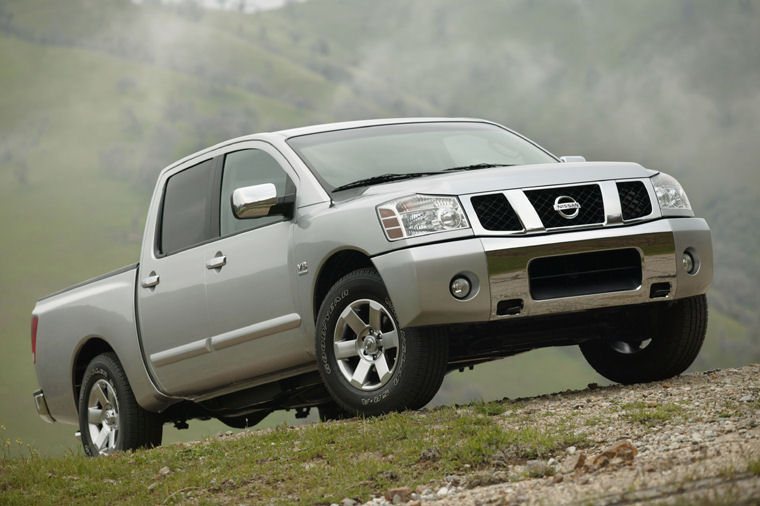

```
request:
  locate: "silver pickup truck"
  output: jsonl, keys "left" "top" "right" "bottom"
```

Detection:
{"left": 32, "top": 118, "right": 712, "bottom": 456}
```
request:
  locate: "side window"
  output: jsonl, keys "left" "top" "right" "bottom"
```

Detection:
{"left": 159, "top": 159, "right": 215, "bottom": 255}
{"left": 220, "top": 149, "right": 294, "bottom": 236}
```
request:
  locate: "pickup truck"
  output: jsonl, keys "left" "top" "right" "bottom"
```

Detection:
{"left": 32, "top": 118, "right": 712, "bottom": 456}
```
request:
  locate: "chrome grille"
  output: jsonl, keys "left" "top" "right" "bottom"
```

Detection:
{"left": 524, "top": 184, "right": 604, "bottom": 228}
{"left": 471, "top": 193, "right": 522, "bottom": 231}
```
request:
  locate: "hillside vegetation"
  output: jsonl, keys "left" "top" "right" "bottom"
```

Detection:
{"left": 0, "top": 0, "right": 758, "bottom": 456}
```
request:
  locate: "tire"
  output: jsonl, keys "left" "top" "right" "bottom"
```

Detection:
{"left": 315, "top": 268, "right": 448, "bottom": 417}
{"left": 580, "top": 295, "right": 708, "bottom": 384}
{"left": 78, "top": 352, "right": 162, "bottom": 456}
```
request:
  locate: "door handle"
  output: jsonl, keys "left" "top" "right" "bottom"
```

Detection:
{"left": 206, "top": 254, "right": 227, "bottom": 270}
{"left": 141, "top": 272, "right": 160, "bottom": 288}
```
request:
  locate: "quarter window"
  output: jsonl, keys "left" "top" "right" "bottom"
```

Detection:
{"left": 220, "top": 149, "right": 294, "bottom": 236}
{"left": 159, "top": 159, "right": 215, "bottom": 255}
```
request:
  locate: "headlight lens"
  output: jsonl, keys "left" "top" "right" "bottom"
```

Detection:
{"left": 377, "top": 194, "right": 470, "bottom": 240}
{"left": 652, "top": 172, "right": 692, "bottom": 212}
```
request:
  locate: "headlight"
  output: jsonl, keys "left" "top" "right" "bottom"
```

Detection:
{"left": 651, "top": 172, "right": 692, "bottom": 213}
{"left": 377, "top": 194, "right": 470, "bottom": 240}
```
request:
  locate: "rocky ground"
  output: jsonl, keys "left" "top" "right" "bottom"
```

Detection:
{"left": 355, "top": 365, "right": 760, "bottom": 505}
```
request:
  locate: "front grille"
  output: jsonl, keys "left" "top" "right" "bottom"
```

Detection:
{"left": 528, "top": 248, "right": 642, "bottom": 300}
{"left": 617, "top": 181, "right": 652, "bottom": 220}
{"left": 471, "top": 193, "right": 522, "bottom": 231}
{"left": 524, "top": 184, "right": 604, "bottom": 229}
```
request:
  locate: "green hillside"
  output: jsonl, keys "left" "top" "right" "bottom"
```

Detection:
{"left": 0, "top": 0, "right": 758, "bottom": 456}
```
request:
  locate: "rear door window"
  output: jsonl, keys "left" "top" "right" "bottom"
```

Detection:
{"left": 159, "top": 159, "right": 215, "bottom": 255}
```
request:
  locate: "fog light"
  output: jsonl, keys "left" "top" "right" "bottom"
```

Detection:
{"left": 450, "top": 276, "right": 471, "bottom": 299}
{"left": 682, "top": 251, "right": 695, "bottom": 274}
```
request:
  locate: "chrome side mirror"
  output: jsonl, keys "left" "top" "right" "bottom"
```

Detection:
{"left": 231, "top": 183, "right": 279, "bottom": 219}
{"left": 560, "top": 155, "right": 586, "bottom": 162}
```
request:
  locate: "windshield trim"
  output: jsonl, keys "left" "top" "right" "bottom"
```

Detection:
{"left": 285, "top": 120, "right": 559, "bottom": 194}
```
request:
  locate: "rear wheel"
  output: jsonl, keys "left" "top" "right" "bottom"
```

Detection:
{"left": 78, "top": 352, "right": 162, "bottom": 456}
{"left": 580, "top": 295, "right": 707, "bottom": 384}
{"left": 315, "top": 268, "right": 448, "bottom": 417}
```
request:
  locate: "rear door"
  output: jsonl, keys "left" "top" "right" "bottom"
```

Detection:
{"left": 202, "top": 143, "right": 309, "bottom": 384}
{"left": 137, "top": 157, "right": 219, "bottom": 395}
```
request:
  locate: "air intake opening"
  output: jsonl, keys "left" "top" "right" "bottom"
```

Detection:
{"left": 649, "top": 282, "right": 671, "bottom": 298}
{"left": 497, "top": 299, "right": 523, "bottom": 316}
{"left": 528, "top": 248, "right": 642, "bottom": 300}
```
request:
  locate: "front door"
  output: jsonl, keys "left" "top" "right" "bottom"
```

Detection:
{"left": 202, "top": 144, "right": 308, "bottom": 385}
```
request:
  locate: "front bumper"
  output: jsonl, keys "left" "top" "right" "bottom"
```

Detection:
{"left": 372, "top": 217, "right": 712, "bottom": 328}
{"left": 33, "top": 389, "right": 55, "bottom": 423}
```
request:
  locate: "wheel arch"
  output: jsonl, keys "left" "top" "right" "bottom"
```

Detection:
{"left": 72, "top": 337, "right": 116, "bottom": 406}
{"left": 312, "top": 249, "right": 376, "bottom": 322}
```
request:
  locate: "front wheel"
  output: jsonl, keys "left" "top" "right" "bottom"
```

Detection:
{"left": 78, "top": 352, "right": 162, "bottom": 456}
{"left": 580, "top": 295, "right": 708, "bottom": 384}
{"left": 315, "top": 268, "right": 448, "bottom": 417}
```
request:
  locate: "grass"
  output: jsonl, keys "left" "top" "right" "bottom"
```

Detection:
{"left": 746, "top": 455, "right": 760, "bottom": 476}
{"left": 621, "top": 402, "right": 685, "bottom": 426}
{"left": 583, "top": 415, "right": 604, "bottom": 427}
{"left": 0, "top": 404, "right": 586, "bottom": 505}
{"left": 717, "top": 401, "right": 741, "bottom": 419}
{"left": 471, "top": 399, "right": 511, "bottom": 417}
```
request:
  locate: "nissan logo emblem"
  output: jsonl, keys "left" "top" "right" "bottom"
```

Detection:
{"left": 553, "top": 196, "right": 581, "bottom": 219}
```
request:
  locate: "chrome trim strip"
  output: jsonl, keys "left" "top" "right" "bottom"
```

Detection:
{"left": 505, "top": 190, "right": 544, "bottom": 232}
{"left": 150, "top": 313, "right": 302, "bottom": 367}
{"left": 600, "top": 180, "right": 623, "bottom": 225}
{"left": 212, "top": 313, "right": 302, "bottom": 350}
{"left": 151, "top": 339, "right": 212, "bottom": 367}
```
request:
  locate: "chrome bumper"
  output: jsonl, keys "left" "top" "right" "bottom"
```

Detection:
{"left": 33, "top": 389, "right": 55, "bottom": 423}
{"left": 374, "top": 218, "right": 712, "bottom": 327}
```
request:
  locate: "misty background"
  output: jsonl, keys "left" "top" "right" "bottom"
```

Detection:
{"left": 1, "top": 0, "right": 758, "bottom": 456}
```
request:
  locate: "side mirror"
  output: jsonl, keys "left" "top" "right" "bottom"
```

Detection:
{"left": 231, "top": 183, "right": 294, "bottom": 219}
{"left": 560, "top": 155, "right": 586, "bottom": 162}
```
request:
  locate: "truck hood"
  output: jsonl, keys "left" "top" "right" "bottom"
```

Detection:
{"left": 334, "top": 162, "right": 657, "bottom": 201}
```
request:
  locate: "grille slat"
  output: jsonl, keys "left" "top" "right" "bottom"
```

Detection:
{"left": 471, "top": 193, "right": 522, "bottom": 231}
{"left": 524, "top": 184, "right": 604, "bottom": 228}
{"left": 617, "top": 181, "right": 652, "bottom": 220}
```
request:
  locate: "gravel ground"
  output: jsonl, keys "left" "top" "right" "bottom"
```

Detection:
{"left": 361, "top": 365, "right": 760, "bottom": 505}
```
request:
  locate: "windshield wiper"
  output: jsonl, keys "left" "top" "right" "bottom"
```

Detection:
{"left": 331, "top": 164, "right": 513, "bottom": 192}
{"left": 444, "top": 163, "right": 514, "bottom": 172}
{"left": 331, "top": 172, "right": 441, "bottom": 192}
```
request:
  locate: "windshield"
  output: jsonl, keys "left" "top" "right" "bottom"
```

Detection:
{"left": 286, "top": 122, "right": 557, "bottom": 191}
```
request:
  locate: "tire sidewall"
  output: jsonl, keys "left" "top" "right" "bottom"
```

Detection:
{"left": 316, "top": 271, "right": 410, "bottom": 415}
{"left": 78, "top": 357, "right": 124, "bottom": 457}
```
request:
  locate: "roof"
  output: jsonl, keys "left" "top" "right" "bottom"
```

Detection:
{"left": 273, "top": 117, "right": 489, "bottom": 138}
